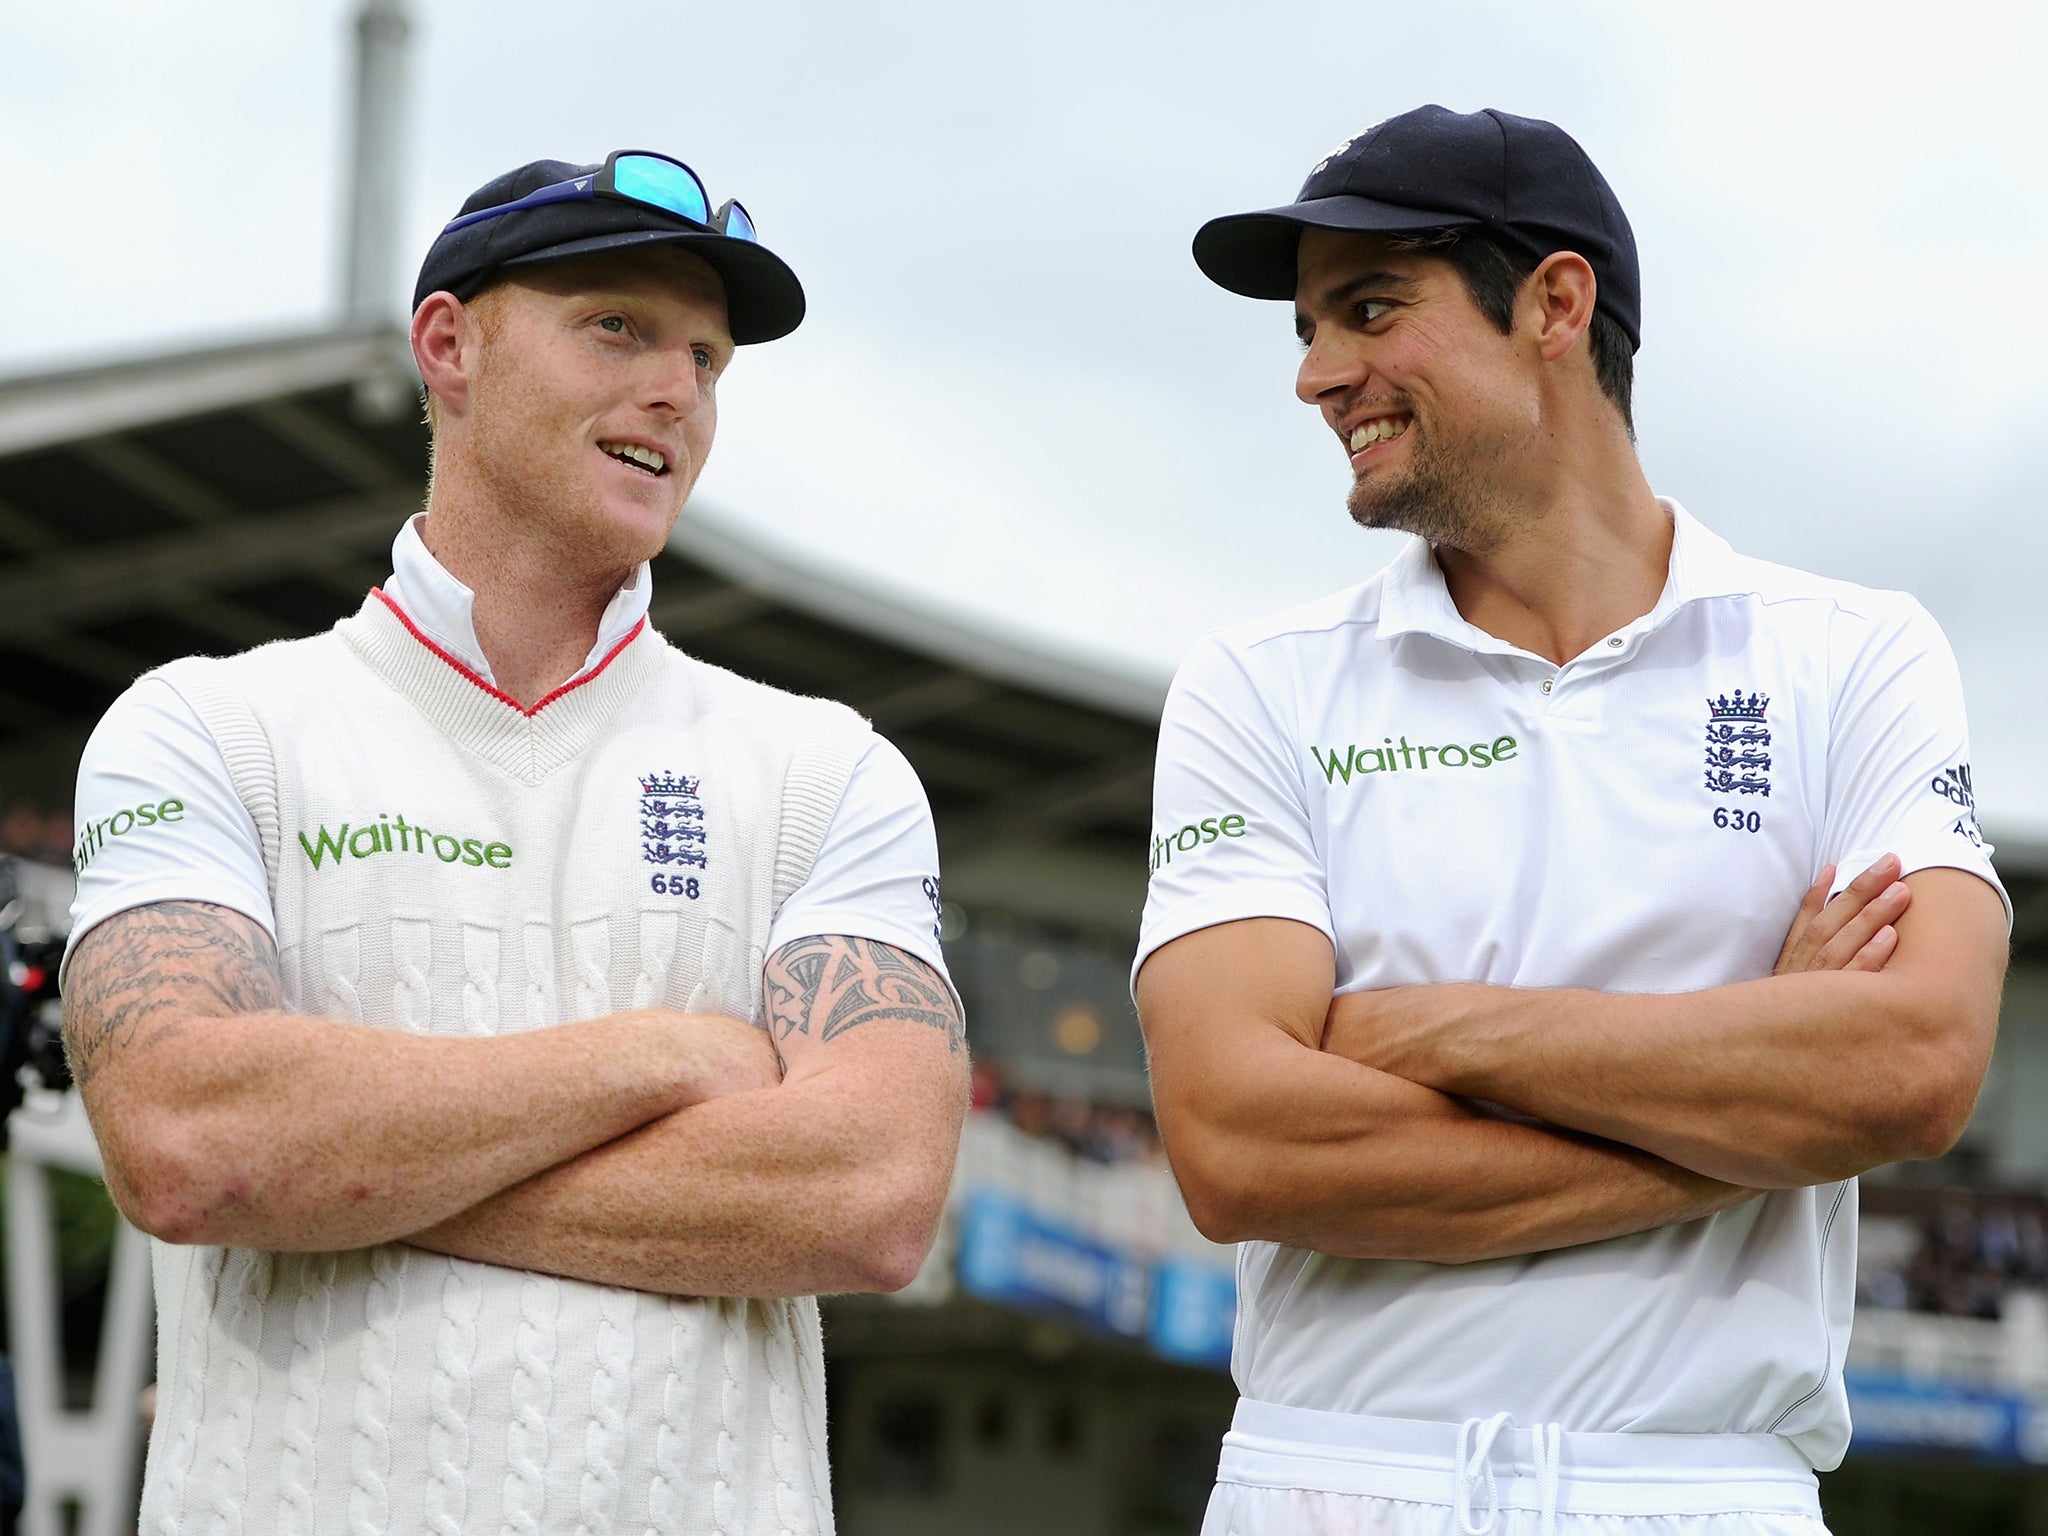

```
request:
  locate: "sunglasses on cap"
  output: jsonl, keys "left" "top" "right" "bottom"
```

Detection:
{"left": 439, "top": 150, "right": 759, "bottom": 244}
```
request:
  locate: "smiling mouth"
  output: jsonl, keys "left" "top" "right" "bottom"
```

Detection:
{"left": 600, "top": 441, "right": 669, "bottom": 477}
{"left": 1348, "top": 416, "right": 1411, "bottom": 452}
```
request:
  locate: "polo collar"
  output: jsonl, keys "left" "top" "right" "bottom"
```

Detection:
{"left": 384, "top": 514, "right": 653, "bottom": 689}
{"left": 1374, "top": 497, "right": 1755, "bottom": 651}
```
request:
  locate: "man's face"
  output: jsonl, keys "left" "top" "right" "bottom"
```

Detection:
{"left": 1292, "top": 227, "right": 1541, "bottom": 554}
{"left": 457, "top": 248, "right": 735, "bottom": 570}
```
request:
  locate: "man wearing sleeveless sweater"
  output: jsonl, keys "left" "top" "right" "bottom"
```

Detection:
{"left": 1135, "top": 108, "right": 2011, "bottom": 1533}
{"left": 61, "top": 152, "right": 968, "bottom": 1534}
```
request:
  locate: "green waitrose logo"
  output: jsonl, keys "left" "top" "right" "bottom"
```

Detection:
{"left": 1310, "top": 733, "right": 1520, "bottom": 783}
{"left": 298, "top": 814, "right": 513, "bottom": 871}
{"left": 1150, "top": 812, "right": 1248, "bottom": 872}
{"left": 73, "top": 796, "right": 187, "bottom": 875}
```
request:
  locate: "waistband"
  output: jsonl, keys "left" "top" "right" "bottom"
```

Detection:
{"left": 1219, "top": 1399, "right": 1822, "bottom": 1521}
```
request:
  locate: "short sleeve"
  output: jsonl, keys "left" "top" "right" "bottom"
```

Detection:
{"left": 1822, "top": 597, "right": 2009, "bottom": 925}
{"left": 764, "top": 737, "right": 955, "bottom": 990}
{"left": 62, "top": 677, "right": 276, "bottom": 984}
{"left": 1133, "top": 634, "right": 1333, "bottom": 987}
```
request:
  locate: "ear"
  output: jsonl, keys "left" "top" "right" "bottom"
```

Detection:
{"left": 1523, "top": 251, "right": 1598, "bottom": 365}
{"left": 411, "top": 291, "right": 478, "bottom": 420}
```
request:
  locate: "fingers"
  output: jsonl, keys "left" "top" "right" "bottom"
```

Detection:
{"left": 1773, "top": 867, "right": 1836, "bottom": 974}
{"left": 1839, "top": 853, "right": 1905, "bottom": 905}
{"left": 1844, "top": 924, "right": 1900, "bottom": 974}
{"left": 1775, "top": 854, "right": 1910, "bottom": 975}
{"left": 1811, "top": 880, "right": 1911, "bottom": 971}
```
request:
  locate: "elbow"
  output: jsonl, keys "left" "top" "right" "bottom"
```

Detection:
{"left": 1167, "top": 1143, "right": 1263, "bottom": 1246}
{"left": 77, "top": 1075, "right": 236, "bottom": 1244}
{"left": 1174, "top": 1153, "right": 1457, "bottom": 1259}
{"left": 838, "top": 1177, "right": 949, "bottom": 1295}
{"left": 1150, "top": 1100, "right": 1249, "bottom": 1242}
{"left": 1880, "top": 1071, "right": 1983, "bottom": 1166}
{"left": 101, "top": 1119, "right": 242, "bottom": 1246}
{"left": 1181, "top": 1180, "right": 1251, "bottom": 1246}
{"left": 111, "top": 1155, "right": 213, "bottom": 1245}
{"left": 1852, "top": 1024, "right": 1992, "bottom": 1171}
{"left": 854, "top": 1235, "right": 933, "bottom": 1296}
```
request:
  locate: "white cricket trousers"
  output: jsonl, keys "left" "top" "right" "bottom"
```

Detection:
{"left": 1203, "top": 1400, "right": 1833, "bottom": 1536}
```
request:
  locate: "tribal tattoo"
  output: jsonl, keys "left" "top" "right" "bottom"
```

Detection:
{"left": 763, "top": 935, "right": 964, "bottom": 1056}
{"left": 62, "top": 901, "right": 282, "bottom": 1092}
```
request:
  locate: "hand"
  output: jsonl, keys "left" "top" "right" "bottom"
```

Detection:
{"left": 661, "top": 1011, "right": 785, "bottom": 1104}
{"left": 1774, "top": 855, "right": 1911, "bottom": 976}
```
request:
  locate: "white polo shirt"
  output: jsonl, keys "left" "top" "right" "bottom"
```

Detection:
{"left": 1134, "top": 500, "right": 2007, "bottom": 1469}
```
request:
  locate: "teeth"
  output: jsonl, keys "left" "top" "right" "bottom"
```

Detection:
{"left": 603, "top": 442, "right": 667, "bottom": 474}
{"left": 1349, "top": 417, "right": 1410, "bottom": 452}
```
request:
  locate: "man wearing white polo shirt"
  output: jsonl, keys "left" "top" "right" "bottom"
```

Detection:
{"left": 1135, "top": 106, "right": 2010, "bottom": 1535}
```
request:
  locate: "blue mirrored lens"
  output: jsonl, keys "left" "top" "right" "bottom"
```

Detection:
{"left": 722, "top": 200, "right": 757, "bottom": 244}
{"left": 612, "top": 155, "right": 710, "bottom": 225}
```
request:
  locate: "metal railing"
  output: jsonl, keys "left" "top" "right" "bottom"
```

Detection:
{"left": 4, "top": 1089, "right": 151, "bottom": 1536}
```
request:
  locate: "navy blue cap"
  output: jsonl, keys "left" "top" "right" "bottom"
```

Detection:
{"left": 413, "top": 158, "right": 805, "bottom": 345}
{"left": 1193, "top": 106, "right": 1640, "bottom": 351}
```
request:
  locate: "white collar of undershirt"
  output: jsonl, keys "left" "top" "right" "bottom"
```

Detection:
{"left": 381, "top": 514, "right": 653, "bottom": 688}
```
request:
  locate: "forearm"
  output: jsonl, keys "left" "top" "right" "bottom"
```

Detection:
{"left": 77, "top": 1005, "right": 738, "bottom": 1251}
{"left": 1328, "top": 970, "right": 1984, "bottom": 1187}
{"left": 408, "top": 1022, "right": 969, "bottom": 1296}
{"left": 63, "top": 902, "right": 776, "bottom": 1248}
{"left": 1158, "top": 1025, "right": 1753, "bottom": 1264}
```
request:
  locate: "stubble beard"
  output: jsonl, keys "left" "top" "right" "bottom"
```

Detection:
{"left": 1345, "top": 419, "right": 1515, "bottom": 558}
{"left": 464, "top": 362, "right": 675, "bottom": 578}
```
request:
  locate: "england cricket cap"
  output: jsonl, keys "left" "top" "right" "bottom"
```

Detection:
{"left": 413, "top": 157, "right": 805, "bottom": 345}
{"left": 1193, "top": 105, "right": 1641, "bottom": 351}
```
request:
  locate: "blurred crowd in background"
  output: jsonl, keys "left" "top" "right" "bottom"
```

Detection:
{"left": 1860, "top": 1194, "right": 2048, "bottom": 1321}
{"left": 1, "top": 801, "right": 75, "bottom": 942}
{"left": 1, "top": 804, "right": 70, "bottom": 875}
{"left": 970, "top": 1060, "right": 1163, "bottom": 1168}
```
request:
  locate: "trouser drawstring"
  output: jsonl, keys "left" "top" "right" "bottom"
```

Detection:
{"left": 1455, "top": 1415, "right": 1563, "bottom": 1535}
{"left": 1532, "top": 1421, "right": 1562, "bottom": 1536}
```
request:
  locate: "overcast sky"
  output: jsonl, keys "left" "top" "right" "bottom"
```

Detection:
{"left": 4, "top": 0, "right": 2045, "bottom": 836}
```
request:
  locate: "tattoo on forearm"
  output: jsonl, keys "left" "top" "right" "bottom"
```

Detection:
{"left": 61, "top": 901, "right": 282, "bottom": 1091}
{"left": 764, "top": 935, "right": 964, "bottom": 1054}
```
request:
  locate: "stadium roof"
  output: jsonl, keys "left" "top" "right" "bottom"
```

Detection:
{"left": 1, "top": 326, "right": 2042, "bottom": 957}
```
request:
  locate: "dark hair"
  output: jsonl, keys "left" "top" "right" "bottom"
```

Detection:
{"left": 1389, "top": 228, "right": 1635, "bottom": 437}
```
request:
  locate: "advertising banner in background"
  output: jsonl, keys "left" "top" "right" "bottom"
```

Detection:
{"left": 956, "top": 1188, "right": 1153, "bottom": 1340}
{"left": 1846, "top": 1372, "right": 2048, "bottom": 1464}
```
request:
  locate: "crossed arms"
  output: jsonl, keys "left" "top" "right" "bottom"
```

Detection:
{"left": 1136, "top": 858, "right": 2008, "bottom": 1265}
{"left": 62, "top": 902, "right": 969, "bottom": 1296}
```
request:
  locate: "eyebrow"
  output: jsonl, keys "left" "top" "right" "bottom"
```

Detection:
{"left": 1293, "top": 270, "right": 1425, "bottom": 339}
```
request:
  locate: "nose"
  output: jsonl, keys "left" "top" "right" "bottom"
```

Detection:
{"left": 1295, "top": 328, "right": 1366, "bottom": 408}
{"left": 641, "top": 340, "right": 707, "bottom": 417}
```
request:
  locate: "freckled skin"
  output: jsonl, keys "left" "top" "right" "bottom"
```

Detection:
{"left": 460, "top": 249, "right": 732, "bottom": 579}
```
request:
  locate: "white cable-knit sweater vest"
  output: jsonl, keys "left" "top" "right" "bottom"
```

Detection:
{"left": 138, "top": 593, "right": 873, "bottom": 1536}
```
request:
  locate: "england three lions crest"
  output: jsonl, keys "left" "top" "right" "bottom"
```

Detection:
{"left": 1704, "top": 691, "right": 1772, "bottom": 797}
{"left": 639, "top": 770, "right": 708, "bottom": 869}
